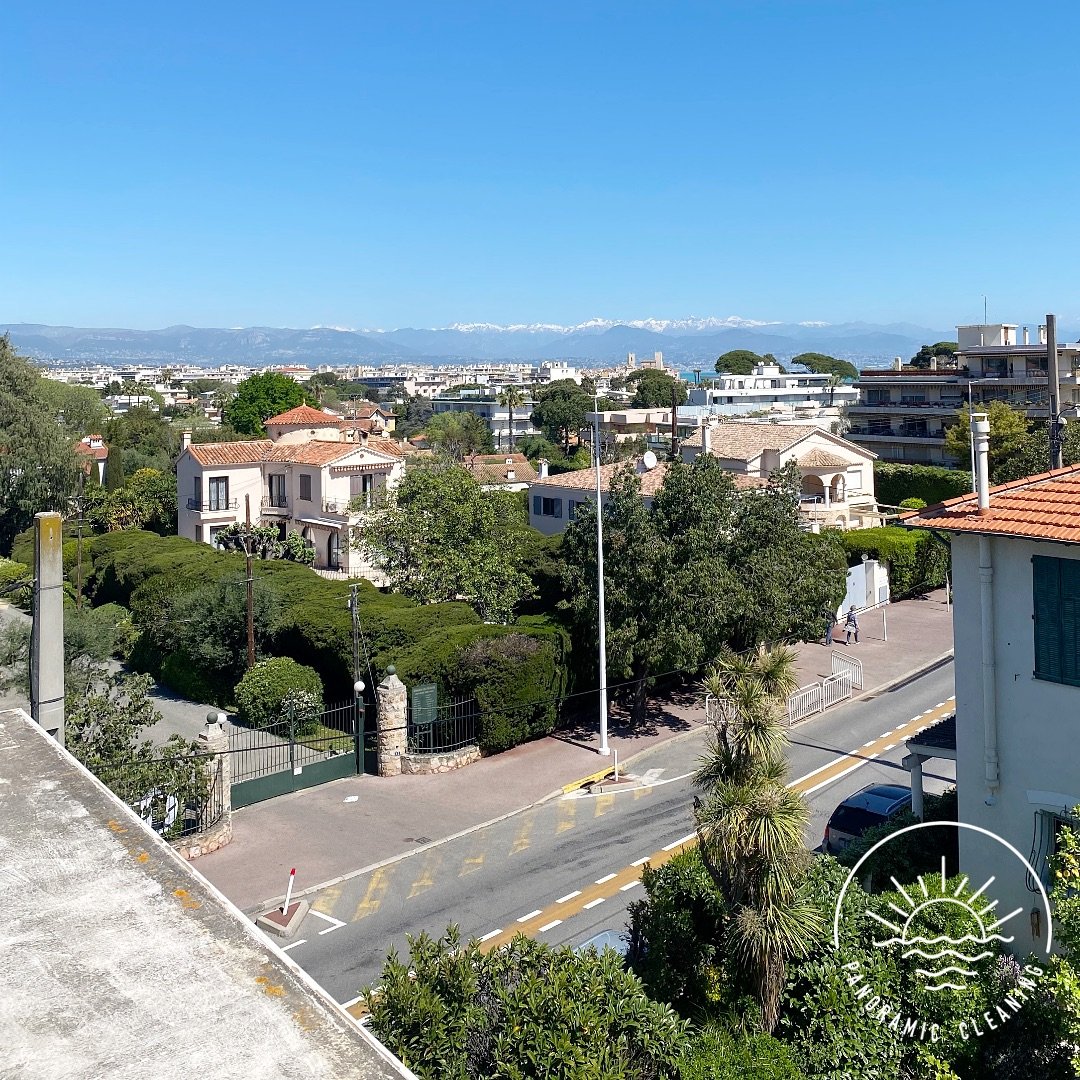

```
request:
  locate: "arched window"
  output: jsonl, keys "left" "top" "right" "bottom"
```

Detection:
{"left": 328, "top": 530, "right": 342, "bottom": 570}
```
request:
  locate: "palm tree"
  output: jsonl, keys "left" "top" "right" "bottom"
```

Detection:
{"left": 694, "top": 645, "right": 823, "bottom": 1032}
{"left": 498, "top": 386, "right": 525, "bottom": 451}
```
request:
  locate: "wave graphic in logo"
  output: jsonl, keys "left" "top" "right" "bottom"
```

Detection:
{"left": 867, "top": 859, "right": 1021, "bottom": 991}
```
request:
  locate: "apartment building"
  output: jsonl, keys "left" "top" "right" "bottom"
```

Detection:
{"left": 176, "top": 404, "right": 404, "bottom": 578}
{"left": 431, "top": 394, "right": 540, "bottom": 449}
{"left": 848, "top": 323, "right": 1080, "bottom": 466}
{"left": 689, "top": 362, "right": 857, "bottom": 418}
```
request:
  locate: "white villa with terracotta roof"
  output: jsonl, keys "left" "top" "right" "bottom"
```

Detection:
{"left": 176, "top": 404, "right": 404, "bottom": 577}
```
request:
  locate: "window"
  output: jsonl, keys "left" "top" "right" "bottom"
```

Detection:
{"left": 299, "top": 474, "right": 312, "bottom": 502}
{"left": 268, "top": 474, "right": 286, "bottom": 507}
{"left": 208, "top": 476, "right": 229, "bottom": 511}
{"left": 846, "top": 469, "right": 863, "bottom": 492}
{"left": 328, "top": 531, "right": 342, "bottom": 569}
{"left": 568, "top": 500, "right": 590, "bottom": 521}
{"left": 1033, "top": 555, "right": 1080, "bottom": 686}
{"left": 531, "top": 495, "right": 562, "bottom": 519}
{"left": 192, "top": 476, "right": 202, "bottom": 506}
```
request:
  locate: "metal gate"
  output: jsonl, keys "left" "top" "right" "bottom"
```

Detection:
{"left": 229, "top": 699, "right": 365, "bottom": 809}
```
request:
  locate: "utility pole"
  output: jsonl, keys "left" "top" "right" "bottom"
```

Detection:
{"left": 32, "top": 513, "right": 65, "bottom": 745}
{"left": 1047, "top": 313, "right": 1065, "bottom": 471}
{"left": 593, "top": 395, "right": 610, "bottom": 757}
{"left": 349, "top": 583, "right": 361, "bottom": 684}
{"left": 244, "top": 494, "right": 256, "bottom": 671}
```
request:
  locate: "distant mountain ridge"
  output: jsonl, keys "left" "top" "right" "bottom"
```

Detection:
{"left": 1, "top": 317, "right": 984, "bottom": 368}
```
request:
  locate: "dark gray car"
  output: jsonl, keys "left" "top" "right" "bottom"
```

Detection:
{"left": 823, "top": 783, "right": 912, "bottom": 854}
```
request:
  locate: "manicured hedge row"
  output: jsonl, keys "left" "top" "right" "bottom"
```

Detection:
{"left": 838, "top": 526, "right": 948, "bottom": 598}
{"left": 69, "top": 531, "right": 571, "bottom": 754}
{"left": 873, "top": 462, "right": 971, "bottom": 508}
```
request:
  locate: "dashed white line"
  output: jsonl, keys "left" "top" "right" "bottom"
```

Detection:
{"left": 280, "top": 939, "right": 307, "bottom": 952}
{"left": 479, "top": 929, "right": 502, "bottom": 942}
{"left": 936, "top": 702, "right": 946, "bottom": 708}
{"left": 883, "top": 743, "right": 896, "bottom": 751}
{"left": 556, "top": 890, "right": 581, "bottom": 904}
{"left": 583, "top": 897, "right": 606, "bottom": 910}
{"left": 517, "top": 909, "right": 543, "bottom": 923}
{"left": 662, "top": 832, "right": 696, "bottom": 851}
{"left": 880, "top": 729, "right": 894, "bottom": 736}
{"left": 869, "top": 753, "right": 880, "bottom": 759}
{"left": 594, "top": 872, "right": 617, "bottom": 885}
{"left": 632, "top": 856, "right": 651, "bottom": 866}
{"left": 863, "top": 740, "right": 876, "bottom": 747}
{"left": 800, "top": 760, "right": 867, "bottom": 797}
{"left": 620, "top": 880, "right": 642, "bottom": 892}
{"left": 538, "top": 919, "right": 562, "bottom": 933}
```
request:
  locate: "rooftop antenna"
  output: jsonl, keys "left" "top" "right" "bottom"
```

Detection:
{"left": 983, "top": 295, "right": 988, "bottom": 325}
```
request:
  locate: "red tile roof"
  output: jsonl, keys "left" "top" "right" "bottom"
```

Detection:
{"left": 264, "top": 405, "right": 340, "bottom": 427}
{"left": 901, "top": 463, "right": 1080, "bottom": 543}
{"left": 532, "top": 459, "right": 765, "bottom": 497}
{"left": 263, "top": 442, "right": 361, "bottom": 466}
{"left": 463, "top": 453, "right": 538, "bottom": 486}
{"left": 187, "top": 440, "right": 274, "bottom": 466}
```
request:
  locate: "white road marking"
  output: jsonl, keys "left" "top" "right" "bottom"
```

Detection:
{"left": 280, "top": 939, "right": 307, "bottom": 952}
{"left": 594, "top": 873, "right": 617, "bottom": 885}
{"left": 583, "top": 897, "right": 606, "bottom": 910}
{"left": 556, "top": 890, "right": 581, "bottom": 904}
{"left": 863, "top": 740, "right": 876, "bottom": 747}
{"left": 883, "top": 744, "right": 896, "bottom": 751}
{"left": 632, "top": 857, "right": 651, "bottom": 866}
{"left": 936, "top": 702, "right": 946, "bottom": 708}
{"left": 880, "top": 729, "right": 893, "bottom": 736}
{"left": 620, "top": 880, "right": 642, "bottom": 892}
{"left": 799, "top": 759, "right": 868, "bottom": 797}
{"left": 308, "top": 909, "right": 346, "bottom": 935}
{"left": 517, "top": 909, "right": 543, "bottom": 923}
{"left": 479, "top": 929, "right": 502, "bottom": 942}
{"left": 538, "top": 919, "right": 562, "bottom": 933}
{"left": 340, "top": 994, "right": 364, "bottom": 1009}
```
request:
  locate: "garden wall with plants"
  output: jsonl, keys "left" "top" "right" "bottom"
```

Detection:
{"left": 873, "top": 462, "right": 971, "bottom": 508}
{"left": 838, "top": 525, "right": 949, "bottom": 598}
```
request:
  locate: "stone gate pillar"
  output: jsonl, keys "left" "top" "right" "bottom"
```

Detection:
{"left": 173, "top": 711, "right": 233, "bottom": 860}
{"left": 376, "top": 667, "right": 407, "bottom": 777}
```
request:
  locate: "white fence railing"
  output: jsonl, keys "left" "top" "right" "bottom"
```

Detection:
{"left": 830, "top": 651, "right": 863, "bottom": 690}
{"left": 822, "top": 671, "right": 853, "bottom": 710}
{"left": 787, "top": 684, "right": 823, "bottom": 725}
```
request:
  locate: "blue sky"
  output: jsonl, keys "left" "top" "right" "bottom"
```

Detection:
{"left": 3, "top": 1, "right": 1078, "bottom": 331}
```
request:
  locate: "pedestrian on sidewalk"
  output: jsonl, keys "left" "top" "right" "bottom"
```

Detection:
{"left": 822, "top": 607, "right": 837, "bottom": 647}
{"left": 844, "top": 606, "right": 860, "bottom": 645}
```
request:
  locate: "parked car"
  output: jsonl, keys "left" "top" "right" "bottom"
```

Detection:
{"left": 823, "top": 783, "right": 912, "bottom": 854}
{"left": 574, "top": 929, "right": 629, "bottom": 958}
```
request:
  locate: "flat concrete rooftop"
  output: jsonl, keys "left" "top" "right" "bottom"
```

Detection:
{"left": 0, "top": 708, "right": 410, "bottom": 1080}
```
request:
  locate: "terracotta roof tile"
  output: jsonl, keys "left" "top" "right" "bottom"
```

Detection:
{"left": 797, "top": 448, "right": 851, "bottom": 468}
{"left": 531, "top": 460, "right": 765, "bottom": 497}
{"left": 463, "top": 453, "right": 538, "bottom": 486}
{"left": 263, "top": 442, "right": 360, "bottom": 466}
{"left": 187, "top": 440, "right": 274, "bottom": 466}
{"left": 902, "top": 463, "right": 1080, "bottom": 544}
{"left": 681, "top": 423, "right": 825, "bottom": 458}
{"left": 264, "top": 405, "right": 340, "bottom": 427}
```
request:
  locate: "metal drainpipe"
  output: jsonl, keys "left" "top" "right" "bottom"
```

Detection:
{"left": 973, "top": 413, "right": 1000, "bottom": 796}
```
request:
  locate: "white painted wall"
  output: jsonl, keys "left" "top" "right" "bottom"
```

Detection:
{"left": 951, "top": 532, "right": 1080, "bottom": 955}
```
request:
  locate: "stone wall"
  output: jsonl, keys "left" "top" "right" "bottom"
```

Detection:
{"left": 401, "top": 745, "right": 481, "bottom": 775}
{"left": 172, "top": 811, "right": 232, "bottom": 860}
{"left": 170, "top": 713, "right": 233, "bottom": 862}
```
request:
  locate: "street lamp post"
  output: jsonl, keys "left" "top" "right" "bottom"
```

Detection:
{"left": 593, "top": 395, "right": 610, "bottom": 757}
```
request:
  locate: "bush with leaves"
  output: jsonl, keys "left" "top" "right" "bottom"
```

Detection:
{"left": 679, "top": 1026, "right": 804, "bottom": 1080}
{"left": 873, "top": 463, "right": 972, "bottom": 508}
{"left": 233, "top": 657, "right": 324, "bottom": 731}
{"left": 280, "top": 531, "right": 316, "bottom": 564}
{"left": 363, "top": 927, "right": 689, "bottom": 1080}
{"left": 838, "top": 526, "right": 948, "bottom": 598}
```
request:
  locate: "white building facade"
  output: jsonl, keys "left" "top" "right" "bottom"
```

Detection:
{"left": 690, "top": 362, "right": 857, "bottom": 417}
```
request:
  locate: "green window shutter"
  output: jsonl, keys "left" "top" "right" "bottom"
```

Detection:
{"left": 1060, "top": 558, "right": 1080, "bottom": 686}
{"left": 1033, "top": 555, "right": 1063, "bottom": 683}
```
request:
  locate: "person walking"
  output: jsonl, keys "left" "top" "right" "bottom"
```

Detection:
{"left": 822, "top": 607, "right": 837, "bottom": 647}
{"left": 844, "top": 606, "right": 860, "bottom": 645}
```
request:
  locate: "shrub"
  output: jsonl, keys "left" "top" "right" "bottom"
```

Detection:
{"left": 160, "top": 650, "right": 221, "bottom": 706}
{"left": 839, "top": 526, "right": 948, "bottom": 598}
{"left": 898, "top": 496, "right": 926, "bottom": 510}
{"left": 88, "top": 602, "right": 139, "bottom": 660}
{"left": 0, "top": 557, "right": 32, "bottom": 607}
{"left": 234, "top": 657, "right": 324, "bottom": 731}
{"left": 680, "top": 1026, "right": 804, "bottom": 1080}
{"left": 873, "top": 463, "right": 971, "bottom": 508}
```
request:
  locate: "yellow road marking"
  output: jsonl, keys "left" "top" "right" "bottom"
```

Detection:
{"left": 510, "top": 815, "right": 534, "bottom": 855}
{"left": 311, "top": 883, "right": 343, "bottom": 916}
{"left": 593, "top": 794, "right": 614, "bottom": 819}
{"left": 408, "top": 853, "right": 440, "bottom": 899}
{"left": 460, "top": 851, "right": 486, "bottom": 877}
{"left": 479, "top": 698, "right": 956, "bottom": 954}
{"left": 352, "top": 867, "right": 392, "bottom": 921}
{"left": 556, "top": 800, "right": 577, "bottom": 834}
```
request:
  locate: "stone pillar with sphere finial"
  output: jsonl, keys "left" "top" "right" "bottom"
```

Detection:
{"left": 376, "top": 666, "right": 408, "bottom": 777}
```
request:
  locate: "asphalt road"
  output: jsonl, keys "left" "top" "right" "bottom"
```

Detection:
{"left": 278, "top": 660, "right": 956, "bottom": 1008}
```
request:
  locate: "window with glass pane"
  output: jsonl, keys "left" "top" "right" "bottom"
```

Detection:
{"left": 268, "top": 474, "right": 286, "bottom": 507}
{"left": 208, "top": 476, "right": 228, "bottom": 511}
{"left": 299, "top": 474, "right": 312, "bottom": 501}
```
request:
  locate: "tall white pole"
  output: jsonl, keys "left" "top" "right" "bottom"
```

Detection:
{"left": 968, "top": 382, "right": 977, "bottom": 494}
{"left": 594, "top": 396, "right": 610, "bottom": 756}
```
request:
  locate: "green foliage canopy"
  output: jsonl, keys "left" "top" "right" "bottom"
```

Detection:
{"left": 943, "top": 400, "right": 1030, "bottom": 483}
{"left": 790, "top": 352, "right": 858, "bottom": 380}
{"left": 873, "top": 462, "right": 972, "bottom": 507}
{"left": 234, "top": 657, "right": 324, "bottom": 732}
{"left": 423, "top": 410, "right": 493, "bottom": 458}
{"left": 224, "top": 372, "right": 312, "bottom": 435}
{"left": 631, "top": 370, "right": 689, "bottom": 408}
{"left": 714, "top": 350, "right": 786, "bottom": 376}
{"left": 531, "top": 378, "right": 592, "bottom": 454}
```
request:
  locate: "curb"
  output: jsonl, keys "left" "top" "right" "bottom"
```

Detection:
{"left": 848, "top": 650, "right": 954, "bottom": 705}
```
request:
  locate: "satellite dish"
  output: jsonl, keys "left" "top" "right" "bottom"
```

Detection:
{"left": 642, "top": 450, "right": 658, "bottom": 470}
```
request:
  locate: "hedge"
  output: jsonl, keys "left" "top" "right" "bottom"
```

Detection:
{"left": 873, "top": 462, "right": 971, "bottom": 508}
{"left": 234, "top": 657, "right": 324, "bottom": 733}
{"left": 839, "top": 526, "right": 948, "bottom": 598}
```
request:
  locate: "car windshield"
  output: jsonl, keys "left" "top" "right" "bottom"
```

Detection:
{"left": 829, "top": 805, "right": 888, "bottom": 836}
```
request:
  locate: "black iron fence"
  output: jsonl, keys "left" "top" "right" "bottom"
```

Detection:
{"left": 407, "top": 696, "right": 478, "bottom": 754}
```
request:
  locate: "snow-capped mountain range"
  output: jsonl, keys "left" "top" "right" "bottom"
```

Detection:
{"left": 1, "top": 315, "right": 983, "bottom": 368}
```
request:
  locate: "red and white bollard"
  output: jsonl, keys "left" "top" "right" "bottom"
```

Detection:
{"left": 282, "top": 867, "right": 296, "bottom": 915}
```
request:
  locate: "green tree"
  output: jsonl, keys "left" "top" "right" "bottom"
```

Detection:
{"left": 0, "top": 336, "right": 80, "bottom": 555}
{"left": 363, "top": 927, "right": 689, "bottom": 1080}
{"left": 224, "top": 372, "right": 312, "bottom": 435}
{"left": 497, "top": 384, "right": 525, "bottom": 450}
{"left": 87, "top": 467, "right": 177, "bottom": 533}
{"left": 393, "top": 394, "right": 434, "bottom": 440}
{"left": 631, "top": 370, "right": 689, "bottom": 408}
{"left": 943, "top": 400, "right": 1031, "bottom": 482}
{"left": 359, "top": 459, "right": 533, "bottom": 623}
{"left": 910, "top": 341, "right": 959, "bottom": 369}
{"left": 38, "top": 379, "right": 108, "bottom": 437}
{"left": 715, "top": 350, "right": 770, "bottom": 376}
{"left": 424, "top": 410, "right": 493, "bottom": 459}
{"left": 694, "top": 646, "right": 822, "bottom": 1032}
{"left": 790, "top": 352, "right": 858, "bottom": 381}
{"left": 531, "top": 378, "right": 592, "bottom": 455}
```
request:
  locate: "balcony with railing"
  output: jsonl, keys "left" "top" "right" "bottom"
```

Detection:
{"left": 848, "top": 426, "right": 947, "bottom": 442}
{"left": 261, "top": 494, "right": 289, "bottom": 513}
{"left": 186, "top": 498, "right": 239, "bottom": 513}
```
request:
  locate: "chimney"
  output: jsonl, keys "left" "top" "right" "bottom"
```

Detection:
{"left": 1023, "top": 326, "right": 1030, "bottom": 345}
{"left": 973, "top": 412, "right": 991, "bottom": 515}
{"left": 1039, "top": 324, "right": 1048, "bottom": 346}
{"left": 539, "top": 458, "right": 549, "bottom": 479}
{"left": 893, "top": 356, "right": 903, "bottom": 371}
{"left": 701, "top": 420, "right": 712, "bottom": 457}
{"left": 181, "top": 430, "right": 192, "bottom": 451}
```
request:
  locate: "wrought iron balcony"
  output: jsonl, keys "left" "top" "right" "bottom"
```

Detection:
{"left": 261, "top": 494, "right": 289, "bottom": 510}
{"left": 186, "top": 498, "right": 238, "bottom": 512}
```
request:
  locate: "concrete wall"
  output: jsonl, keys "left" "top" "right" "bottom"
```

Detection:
{"left": 952, "top": 532, "right": 1080, "bottom": 955}
{"left": 176, "top": 454, "right": 262, "bottom": 543}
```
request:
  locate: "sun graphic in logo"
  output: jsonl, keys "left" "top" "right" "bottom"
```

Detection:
{"left": 866, "top": 857, "right": 1022, "bottom": 992}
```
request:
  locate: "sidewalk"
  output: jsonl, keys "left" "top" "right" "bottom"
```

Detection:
{"left": 185, "top": 592, "right": 957, "bottom": 912}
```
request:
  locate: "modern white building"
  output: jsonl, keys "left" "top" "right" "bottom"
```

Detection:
{"left": 904, "top": 457, "right": 1080, "bottom": 955}
{"left": 689, "top": 362, "right": 857, "bottom": 418}
{"left": 175, "top": 404, "right": 405, "bottom": 578}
